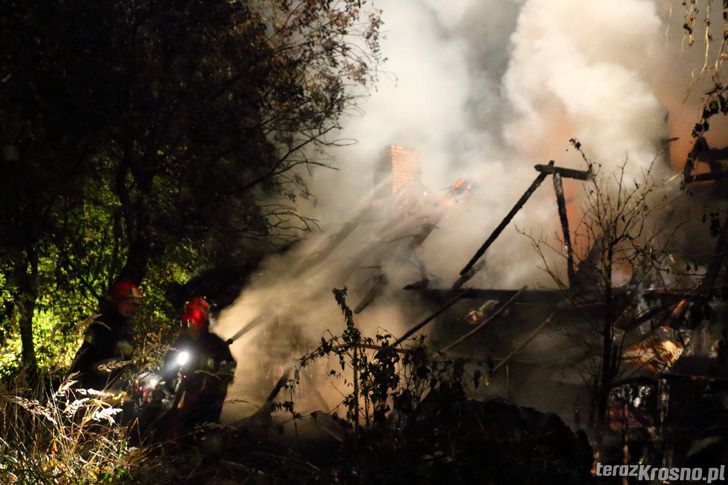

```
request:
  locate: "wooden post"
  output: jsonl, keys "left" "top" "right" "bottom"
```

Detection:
{"left": 506, "top": 365, "right": 511, "bottom": 402}
{"left": 353, "top": 346, "right": 360, "bottom": 433}
{"left": 552, "top": 172, "right": 576, "bottom": 287}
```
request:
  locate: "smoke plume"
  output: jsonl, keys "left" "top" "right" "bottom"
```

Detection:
{"left": 216, "top": 0, "right": 715, "bottom": 421}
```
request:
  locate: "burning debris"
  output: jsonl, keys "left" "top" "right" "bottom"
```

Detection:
{"left": 211, "top": 136, "right": 728, "bottom": 479}
{"left": 683, "top": 136, "right": 728, "bottom": 183}
{"left": 621, "top": 327, "right": 685, "bottom": 375}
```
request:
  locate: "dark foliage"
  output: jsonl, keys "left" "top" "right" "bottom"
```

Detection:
{"left": 0, "top": 0, "right": 381, "bottom": 380}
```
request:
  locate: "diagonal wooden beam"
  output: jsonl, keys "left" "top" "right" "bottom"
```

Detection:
{"left": 490, "top": 311, "right": 558, "bottom": 375}
{"left": 534, "top": 164, "right": 592, "bottom": 180}
{"left": 411, "top": 287, "right": 565, "bottom": 304}
{"left": 457, "top": 162, "right": 554, "bottom": 281}
{"left": 377, "top": 290, "right": 467, "bottom": 357}
{"left": 437, "top": 286, "right": 526, "bottom": 353}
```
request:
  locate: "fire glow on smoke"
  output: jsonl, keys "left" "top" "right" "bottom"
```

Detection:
{"left": 215, "top": 0, "right": 721, "bottom": 420}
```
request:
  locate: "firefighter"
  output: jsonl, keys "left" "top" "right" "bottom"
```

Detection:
{"left": 69, "top": 280, "right": 142, "bottom": 390}
{"left": 162, "top": 297, "right": 236, "bottom": 426}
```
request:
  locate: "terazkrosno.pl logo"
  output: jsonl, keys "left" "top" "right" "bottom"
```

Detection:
{"left": 596, "top": 463, "right": 726, "bottom": 483}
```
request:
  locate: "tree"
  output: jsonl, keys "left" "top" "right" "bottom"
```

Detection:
{"left": 64, "top": 0, "right": 381, "bottom": 281}
{"left": 526, "top": 149, "right": 688, "bottom": 431}
{"left": 0, "top": 0, "right": 382, "bottom": 381}
{"left": 0, "top": 28, "right": 100, "bottom": 382}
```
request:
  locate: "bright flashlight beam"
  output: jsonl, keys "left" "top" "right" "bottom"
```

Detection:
{"left": 176, "top": 351, "right": 191, "bottom": 366}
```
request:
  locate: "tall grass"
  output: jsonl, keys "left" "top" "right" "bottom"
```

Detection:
{"left": 0, "top": 378, "right": 146, "bottom": 484}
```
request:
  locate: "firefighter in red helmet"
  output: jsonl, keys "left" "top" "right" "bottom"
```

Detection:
{"left": 162, "top": 297, "right": 236, "bottom": 426}
{"left": 69, "top": 279, "right": 142, "bottom": 390}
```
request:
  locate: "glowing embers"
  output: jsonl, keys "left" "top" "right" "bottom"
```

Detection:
{"left": 447, "top": 178, "right": 475, "bottom": 196}
{"left": 622, "top": 327, "right": 684, "bottom": 374}
{"left": 463, "top": 300, "right": 498, "bottom": 326}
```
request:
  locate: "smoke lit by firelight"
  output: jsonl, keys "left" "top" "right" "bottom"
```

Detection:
{"left": 215, "top": 0, "right": 721, "bottom": 423}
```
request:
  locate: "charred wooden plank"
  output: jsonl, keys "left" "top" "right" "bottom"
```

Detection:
{"left": 553, "top": 172, "right": 576, "bottom": 287}
{"left": 354, "top": 273, "right": 388, "bottom": 314}
{"left": 534, "top": 163, "right": 592, "bottom": 180}
{"left": 682, "top": 136, "right": 728, "bottom": 183}
{"left": 452, "top": 260, "right": 485, "bottom": 290}
{"left": 412, "top": 287, "right": 566, "bottom": 305}
{"left": 684, "top": 171, "right": 728, "bottom": 183}
{"left": 490, "top": 311, "right": 558, "bottom": 374}
{"left": 379, "top": 290, "right": 467, "bottom": 354}
{"left": 438, "top": 287, "right": 526, "bottom": 353}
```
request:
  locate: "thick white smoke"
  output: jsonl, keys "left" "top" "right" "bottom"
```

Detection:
{"left": 503, "top": 0, "right": 668, "bottom": 169}
{"left": 216, "top": 0, "right": 714, "bottom": 420}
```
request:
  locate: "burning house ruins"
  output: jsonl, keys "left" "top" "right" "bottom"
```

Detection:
{"left": 214, "top": 132, "right": 728, "bottom": 469}
{"left": 206, "top": 0, "right": 728, "bottom": 473}
{"left": 398, "top": 144, "right": 728, "bottom": 465}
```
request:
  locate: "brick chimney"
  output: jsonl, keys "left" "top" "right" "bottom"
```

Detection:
{"left": 376, "top": 145, "right": 421, "bottom": 196}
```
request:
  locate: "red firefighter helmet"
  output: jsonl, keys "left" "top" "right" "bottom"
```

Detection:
{"left": 182, "top": 297, "right": 210, "bottom": 330}
{"left": 187, "top": 297, "right": 210, "bottom": 311}
{"left": 110, "top": 280, "right": 142, "bottom": 304}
